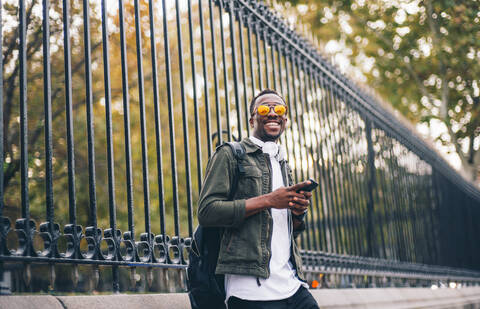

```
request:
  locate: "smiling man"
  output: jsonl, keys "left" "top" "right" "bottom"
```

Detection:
{"left": 197, "top": 89, "right": 320, "bottom": 309}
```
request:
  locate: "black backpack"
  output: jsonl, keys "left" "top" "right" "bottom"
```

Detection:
{"left": 187, "top": 142, "right": 246, "bottom": 309}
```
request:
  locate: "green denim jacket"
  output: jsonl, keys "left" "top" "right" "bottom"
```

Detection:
{"left": 197, "top": 138, "right": 306, "bottom": 280}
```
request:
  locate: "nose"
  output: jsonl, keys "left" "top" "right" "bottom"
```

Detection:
{"left": 267, "top": 107, "right": 277, "bottom": 117}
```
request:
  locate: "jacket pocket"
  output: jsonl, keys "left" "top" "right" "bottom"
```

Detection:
{"left": 219, "top": 215, "right": 262, "bottom": 265}
{"left": 219, "top": 229, "right": 234, "bottom": 254}
{"left": 237, "top": 165, "right": 262, "bottom": 198}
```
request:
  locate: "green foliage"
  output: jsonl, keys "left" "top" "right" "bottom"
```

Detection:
{"left": 276, "top": 0, "right": 480, "bottom": 182}
{"left": 2, "top": 1, "right": 219, "bottom": 238}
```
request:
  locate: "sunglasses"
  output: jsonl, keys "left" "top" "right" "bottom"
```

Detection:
{"left": 255, "top": 104, "right": 287, "bottom": 116}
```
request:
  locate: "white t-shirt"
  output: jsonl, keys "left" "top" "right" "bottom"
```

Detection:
{"left": 224, "top": 136, "right": 305, "bottom": 302}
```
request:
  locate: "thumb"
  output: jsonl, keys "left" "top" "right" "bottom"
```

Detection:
{"left": 288, "top": 180, "right": 311, "bottom": 192}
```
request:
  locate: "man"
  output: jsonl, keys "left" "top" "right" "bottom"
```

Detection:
{"left": 198, "top": 89, "right": 319, "bottom": 309}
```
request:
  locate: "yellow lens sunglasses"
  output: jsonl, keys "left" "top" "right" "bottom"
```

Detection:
{"left": 256, "top": 104, "right": 287, "bottom": 116}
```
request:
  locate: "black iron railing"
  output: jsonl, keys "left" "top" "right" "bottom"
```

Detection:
{"left": 0, "top": 0, "right": 479, "bottom": 293}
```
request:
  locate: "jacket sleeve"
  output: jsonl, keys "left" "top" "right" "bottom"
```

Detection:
{"left": 197, "top": 146, "right": 246, "bottom": 228}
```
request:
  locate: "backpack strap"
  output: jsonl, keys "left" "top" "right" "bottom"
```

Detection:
{"left": 225, "top": 141, "right": 246, "bottom": 170}
{"left": 188, "top": 142, "right": 247, "bottom": 307}
{"left": 224, "top": 142, "right": 246, "bottom": 199}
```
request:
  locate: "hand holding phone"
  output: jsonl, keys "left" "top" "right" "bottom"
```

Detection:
{"left": 296, "top": 178, "right": 318, "bottom": 193}
{"left": 290, "top": 179, "right": 317, "bottom": 220}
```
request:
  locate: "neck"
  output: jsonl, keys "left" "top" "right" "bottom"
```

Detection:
{"left": 253, "top": 133, "right": 278, "bottom": 143}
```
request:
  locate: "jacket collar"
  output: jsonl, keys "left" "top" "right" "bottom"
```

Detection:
{"left": 242, "top": 137, "right": 263, "bottom": 154}
{"left": 243, "top": 138, "right": 286, "bottom": 162}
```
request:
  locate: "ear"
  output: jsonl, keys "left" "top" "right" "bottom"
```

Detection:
{"left": 249, "top": 116, "right": 254, "bottom": 128}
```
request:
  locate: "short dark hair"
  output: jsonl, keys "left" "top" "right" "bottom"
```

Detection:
{"left": 249, "top": 89, "right": 286, "bottom": 116}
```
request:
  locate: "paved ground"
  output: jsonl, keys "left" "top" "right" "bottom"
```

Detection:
{"left": 1, "top": 287, "right": 480, "bottom": 309}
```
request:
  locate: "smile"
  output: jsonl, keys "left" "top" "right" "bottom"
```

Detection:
{"left": 264, "top": 121, "right": 281, "bottom": 128}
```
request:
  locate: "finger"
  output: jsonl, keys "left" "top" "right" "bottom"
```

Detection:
{"left": 291, "top": 209, "right": 307, "bottom": 216}
{"left": 289, "top": 192, "right": 309, "bottom": 199}
{"left": 292, "top": 203, "right": 308, "bottom": 209}
{"left": 292, "top": 197, "right": 310, "bottom": 206}
{"left": 291, "top": 207, "right": 307, "bottom": 215}
{"left": 302, "top": 191, "right": 312, "bottom": 199}
{"left": 297, "top": 191, "right": 312, "bottom": 198}
{"left": 287, "top": 180, "right": 311, "bottom": 192}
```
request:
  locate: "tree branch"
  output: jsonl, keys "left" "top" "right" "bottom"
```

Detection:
{"left": 2, "top": 37, "right": 103, "bottom": 190}
{"left": 3, "top": 5, "right": 44, "bottom": 159}
{"left": 445, "top": 120, "right": 468, "bottom": 165}
{"left": 346, "top": 11, "right": 438, "bottom": 107}
{"left": 425, "top": 0, "right": 449, "bottom": 120}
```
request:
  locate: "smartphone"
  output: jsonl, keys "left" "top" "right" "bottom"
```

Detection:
{"left": 297, "top": 178, "right": 319, "bottom": 193}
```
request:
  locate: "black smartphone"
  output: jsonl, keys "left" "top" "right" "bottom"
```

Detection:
{"left": 297, "top": 178, "right": 319, "bottom": 192}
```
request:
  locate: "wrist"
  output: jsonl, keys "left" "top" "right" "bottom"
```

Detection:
{"left": 245, "top": 195, "right": 270, "bottom": 218}
{"left": 263, "top": 192, "right": 273, "bottom": 209}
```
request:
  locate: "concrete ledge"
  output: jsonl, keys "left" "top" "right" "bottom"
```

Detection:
{"left": 1, "top": 287, "right": 480, "bottom": 309}
{"left": 309, "top": 287, "right": 480, "bottom": 309}
{"left": 56, "top": 294, "right": 191, "bottom": 309}
{"left": 0, "top": 295, "right": 64, "bottom": 309}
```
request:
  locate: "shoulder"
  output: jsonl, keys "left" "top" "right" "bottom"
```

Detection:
{"left": 216, "top": 139, "right": 251, "bottom": 158}
{"left": 214, "top": 143, "right": 235, "bottom": 158}
{"left": 203, "top": 144, "right": 237, "bottom": 178}
{"left": 210, "top": 143, "right": 236, "bottom": 168}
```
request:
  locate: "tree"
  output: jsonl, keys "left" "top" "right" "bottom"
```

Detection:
{"left": 2, "top": 0, "right": 220, "bottom": 238}
{"left": 276, "top": 0, "right": 480, "bottom": 184}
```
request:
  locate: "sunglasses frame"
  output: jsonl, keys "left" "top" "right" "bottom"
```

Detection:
{"left": 254, "top": 104, "right": 287, "bottom": 116}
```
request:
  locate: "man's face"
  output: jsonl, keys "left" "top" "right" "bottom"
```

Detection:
{"left": 249, "top": 93, "right": 288, "bottom": 142}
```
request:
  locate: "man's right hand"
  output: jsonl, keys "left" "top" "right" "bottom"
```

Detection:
{"left": 244, "top": 180, "right": 312, "bottom": 218}
{"left": 267, "top": 180, "right": 312, "bottom": 209}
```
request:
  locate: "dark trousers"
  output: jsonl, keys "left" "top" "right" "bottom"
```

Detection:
{"left": 227, "top": 286, "right": 319, "bottom": 309}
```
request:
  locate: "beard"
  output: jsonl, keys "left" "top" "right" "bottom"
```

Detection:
{"left": 262, "top": 129, "right": 284, "bottom": 142}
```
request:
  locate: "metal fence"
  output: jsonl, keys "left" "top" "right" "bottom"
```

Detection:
{"left": 0, "top": 0, "right": 479, "bottom": 293}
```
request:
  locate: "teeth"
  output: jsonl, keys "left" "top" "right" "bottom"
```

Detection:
{"left": 265, "top": 122, "right": 280, "bottom": 127}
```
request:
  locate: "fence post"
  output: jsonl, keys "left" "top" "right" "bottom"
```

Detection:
{"left": 365, "top": 119, "right": 377, "bottom": 258}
